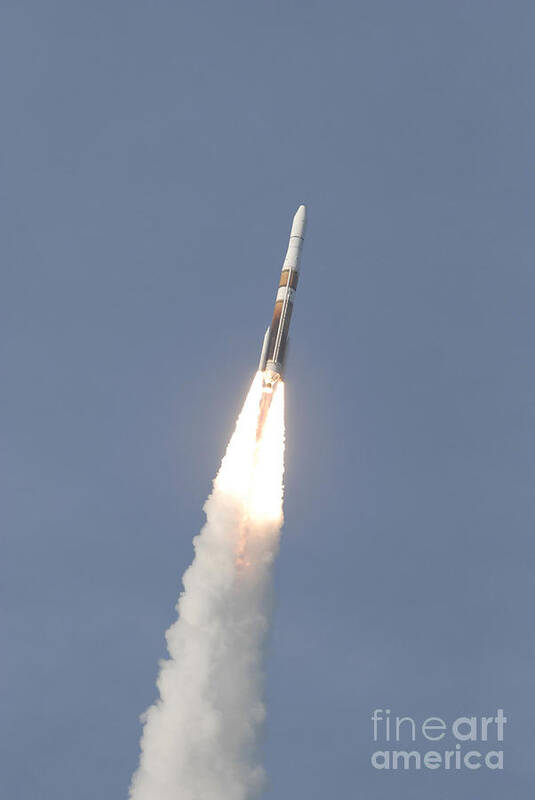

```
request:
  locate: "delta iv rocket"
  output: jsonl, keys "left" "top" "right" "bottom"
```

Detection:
{"left": 256, "top": 205, "right": 307, "bottom": 436}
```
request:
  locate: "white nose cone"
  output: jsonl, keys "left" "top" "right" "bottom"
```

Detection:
{"left": 291, "top": 204, "right": 307, "bottom": 240}
{"left": 283, "top": 204, "right": 307, "bottom": 272}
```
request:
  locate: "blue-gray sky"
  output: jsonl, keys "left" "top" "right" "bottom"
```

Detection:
{"left": 2, "top": 1, "right": 534, "bottom": 797}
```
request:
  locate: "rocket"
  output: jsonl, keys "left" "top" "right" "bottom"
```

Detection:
{"left": 258, "top": 205, "right": 307, "bottom": 385}
{"left": 256, "top": 205, "right": 307, "bottom": 436}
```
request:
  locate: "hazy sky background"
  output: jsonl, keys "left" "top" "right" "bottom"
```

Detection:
{"left": 2, "top": 1, "right": 534, "bottom": 797}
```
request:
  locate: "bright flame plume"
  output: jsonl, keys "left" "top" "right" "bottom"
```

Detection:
{"left": 129, "top": 372, "right": 285, "bottom": 800}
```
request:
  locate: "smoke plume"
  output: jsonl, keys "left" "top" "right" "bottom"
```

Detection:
{"left": 129, "top": 372, "right": 285, "bottom": 800}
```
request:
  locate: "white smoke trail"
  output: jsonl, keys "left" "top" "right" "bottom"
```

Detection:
{"left": 129, "top": 373, "right": 285, "bottom": 800}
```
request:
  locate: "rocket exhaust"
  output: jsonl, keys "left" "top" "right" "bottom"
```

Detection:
{"left": 130, "top": 373, "right": 285, "bottom": 800}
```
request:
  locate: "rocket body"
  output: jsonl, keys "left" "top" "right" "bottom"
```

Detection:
{"left": 259, "top": 205, "right": 307, "bottom": 388}
{"left": 256, "top": 205, "right": 306, "bottom": 438}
